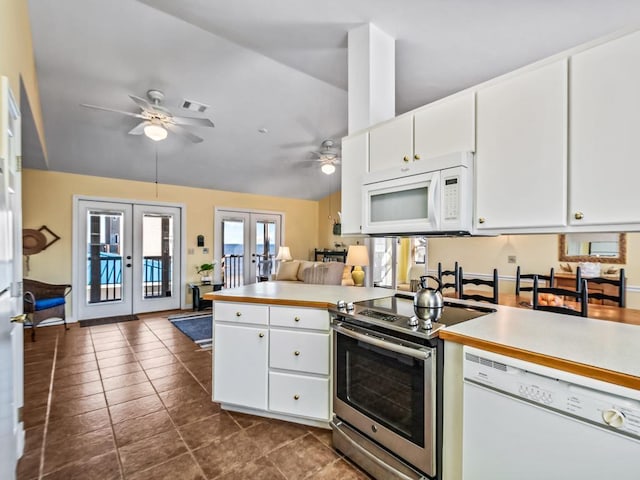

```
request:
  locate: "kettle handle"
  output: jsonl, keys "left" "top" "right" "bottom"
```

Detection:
{"left": 419, "top": 275, "right": 442, "bottom": 292}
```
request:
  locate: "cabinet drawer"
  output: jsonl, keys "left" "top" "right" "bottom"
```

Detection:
{"left": 269, "top": 306, "right": 329, "bottom": 331}
{"left": 269, "top": 372, "right": 330, "bottom": 420}
{"left": 215, "top": 302, "right": 268, "bottom": 326}
{"left": 270, "top": 330, "right": 330, "bottom": 375}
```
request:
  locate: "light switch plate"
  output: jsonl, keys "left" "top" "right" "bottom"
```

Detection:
{"left": 203, "top": 247, "right": 209, "bottom": 254}
{"left": 508, "top": 255, "right": 516, "bottom": 264}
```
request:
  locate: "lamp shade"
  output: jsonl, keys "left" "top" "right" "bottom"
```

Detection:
{"left": 321, "top": 163, "right": 336, "bottom": 175}
{"left": 346, "top": 245, "right": 369, "bottom": 266}
{"left": 275, "top": 246, "right": 292, "bottom": 261}
{"left": 144, "top": 121, "right": 168, "bottom": 141}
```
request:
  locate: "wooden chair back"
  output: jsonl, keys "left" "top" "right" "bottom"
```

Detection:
{"left": 458, "top": 267, "right": 499, "bottom": 304}
{"left": 586, "top": 268, "right": 626, "bottom": 307}
{"left": 515, "top": 266, "right": 555, "bottom": 295}
{"left": 437, "top": 261, "right": 459, "bottom": 293}
{"left": 532, "top": 276, "right": 589, "bottom": 317}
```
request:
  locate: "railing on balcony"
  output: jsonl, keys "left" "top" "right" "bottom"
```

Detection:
{"left": 223, "top": 254, "right": 243, "bottom": 288}
{"left": 143, "top": 255, "right": 171, "bottom": 298}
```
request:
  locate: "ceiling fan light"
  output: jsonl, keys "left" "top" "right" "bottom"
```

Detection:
{"left": 144, "top": 123, "right": 168, "bottom": 141}
{"left": 321, "top": 163, "right": 336, "bottom": 175}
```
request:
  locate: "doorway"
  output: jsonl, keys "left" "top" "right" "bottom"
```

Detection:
{"left": 74, "top": 198, "right": 184, "bottom": 320}
{"left": 214, "top": 209, "right": 282, "bottom": 288}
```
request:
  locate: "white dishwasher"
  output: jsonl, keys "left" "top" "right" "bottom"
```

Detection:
{"left": 462, "top": 346, "right": 640, "bottom": 480}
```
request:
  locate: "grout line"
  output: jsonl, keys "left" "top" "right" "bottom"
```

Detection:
{"left": 37, "top": 332, "right": 59, "bottom": 480}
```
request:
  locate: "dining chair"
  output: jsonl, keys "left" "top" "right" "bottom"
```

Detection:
{"left": 532, "top": 276, "right": 589, "bottom": 317}
{"left": 585, "top": 268, "right": 626, "bottom": 307}
{"left": 515, "top": 266, "right": 555, "bottom": 295}
{"left": 437, "top": 261, "right": 459, "bottom": 293}
{"left": 458, "top": 267, "right": 499, "bottom": 304}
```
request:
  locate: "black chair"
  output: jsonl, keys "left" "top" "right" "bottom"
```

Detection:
{"left": 515, "top": 266, "right": 555, "bottom": 295}
{"left": 458, "top": 267, "right": 499, "bottom": 304}
{"left": 586, "top": 268, "right": 626, "bottom": 307}
{"left": 437, "top": 261, "right": 459, "bottom": 293}
{"left": 532, "top": 276, "right": 589, "bottom": 317}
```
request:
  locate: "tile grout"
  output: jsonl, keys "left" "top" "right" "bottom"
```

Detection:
{"left": 37, "top": 333, "right": 59, "bottom": 480}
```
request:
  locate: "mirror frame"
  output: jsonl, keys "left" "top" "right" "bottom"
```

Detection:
{"left": 558, "top": 233, "right": 627, "bottom": 264}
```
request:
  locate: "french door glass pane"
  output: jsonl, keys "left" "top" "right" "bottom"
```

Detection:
{"left": 86, "top": 210, "right": 123, "bottom": 304}
{"left": 142, "top": 214, "right": 173, "bottom": 299}
{"left": 255, "top": 221, "right": 276, "bottom": 281}
{"left": 223, "top": 219, "right": 245, "bottom": 288}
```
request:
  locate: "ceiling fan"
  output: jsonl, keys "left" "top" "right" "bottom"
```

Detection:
{"left": 312, "top": 139, "right": 341, "bottom": 174}
{"left": 80, "top": 89, "right": 214, "bottom": 143}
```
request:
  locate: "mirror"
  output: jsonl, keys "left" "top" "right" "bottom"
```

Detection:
{"left": 558, "top": 233, "right": 626, "bottom": 264}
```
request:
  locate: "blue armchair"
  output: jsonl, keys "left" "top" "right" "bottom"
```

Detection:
{"left": 23, "top": 279, "right": 71, "bottom": 341}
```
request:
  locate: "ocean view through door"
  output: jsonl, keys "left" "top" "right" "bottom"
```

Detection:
{"left": 214, "top": 209, "right": 282, "bottom": 288}
{"left": 75, "top": 199, "right": 183, "bottom": 320}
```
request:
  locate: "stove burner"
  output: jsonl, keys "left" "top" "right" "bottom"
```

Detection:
{"left": 359, "top": 309, "right": 404, "bottom": 323}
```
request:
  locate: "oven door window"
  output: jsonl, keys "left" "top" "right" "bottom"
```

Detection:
{"left": 336, "top": 333, "right": 425, "bottom": 446}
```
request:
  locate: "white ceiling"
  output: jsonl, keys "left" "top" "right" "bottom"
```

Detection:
{"left": 24, "top": 0, "right": 640, "bottom": 200}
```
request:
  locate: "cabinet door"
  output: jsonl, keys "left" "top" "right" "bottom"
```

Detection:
{"left": 369, "top": 114, "right": 413, "bottom": 172}
{"left": 570, "top": 31, "right": 640, "bottom": 227}
{"left": 213, "top": 323, "right": 268, "bottom": 410}
{"left": 414, "top": 92, "right": 475, "bottom": 160}
{"left": 340, "top": 132, "right": 368, "bottom": 235}
{"left": 475, "top": 59, "right": 568, "bottom": 231}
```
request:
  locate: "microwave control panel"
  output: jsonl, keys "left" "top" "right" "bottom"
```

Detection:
{"left": 443, "top": 176, "right": 460, "bottom": 221}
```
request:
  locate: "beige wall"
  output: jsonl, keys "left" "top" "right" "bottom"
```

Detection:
{"left": 22, "top": 169, "right": 320, "bottom": 304}
{"left": 1, "top": 0, "right": 46, "bottom": 152}
{"left": 429, "top": 233, "right": 640, "bottom": 308}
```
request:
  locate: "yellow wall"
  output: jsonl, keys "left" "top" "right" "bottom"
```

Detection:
{"left": 22, "top": 169, "right": 320, "bottom": 305}
{"left": 429, "top": 233, "right": 640, "bottom": 308}
{"left": 0, "top": 0, "right": 46, "bottom": 153}
{"left": 317, "top": 189, "right": 362, "bottom": 251}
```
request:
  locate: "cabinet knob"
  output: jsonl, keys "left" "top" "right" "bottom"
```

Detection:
{"left": 294, "top": 350, "right": 300, "bottom": 356}
{"left": 235, "top": 311, "right": 242, "bottom": 317}
{"left": 294, "top": 394, "right": 300, "bottom": 400}
{"left": 258, "top": 332, "right": 265, "bottom": 338}
{"left": 478, "top": 217, "right": 486, "bottom": 224}
{"left": 294, "top": 316, "right": 300, "bottom": 322}
{"left": 574, "top": 212, "right": 584, "bottom": 220}
{"left": 414, "top": 154, "right": 421, "bottom": 160}
{"left": 403, "top": 156, "right": 410, "bottom": 163}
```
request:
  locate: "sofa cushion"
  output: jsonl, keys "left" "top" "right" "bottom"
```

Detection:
{"left": 275, "top": 261, "right": 300, "bottom": 281}
{"left": 303, "top": 262, "right": 344, "bottom": 285}
{"left": 297, "top": 261, "right": 317, "bottom": 282}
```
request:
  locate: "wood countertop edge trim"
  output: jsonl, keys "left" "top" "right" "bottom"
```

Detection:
{"left": 206, "top": 294, "right": 331, "bottom": 309}
{"left": 440, "top": 330, "right": 640, "bottom": 391}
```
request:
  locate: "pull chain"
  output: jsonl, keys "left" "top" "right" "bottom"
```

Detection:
{"left": 155, "top": 145, "right": 159, "bottom": 198}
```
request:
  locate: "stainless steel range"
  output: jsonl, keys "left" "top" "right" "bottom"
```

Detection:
{"left": 329, "top": 293, "right": 494, "bottom": 480}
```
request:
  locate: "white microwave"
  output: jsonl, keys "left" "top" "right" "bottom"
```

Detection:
{"left": 361, "top": 152, "right": 474, "bottom": 235}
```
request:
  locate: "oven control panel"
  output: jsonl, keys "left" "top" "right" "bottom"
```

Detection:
{"left": 463, "top": 347, "right": 640, "bottom": 438}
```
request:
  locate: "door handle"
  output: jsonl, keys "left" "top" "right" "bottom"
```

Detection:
{"left": 11, "top": 314, "right": 27, "bottom": 324}
{"left": 126, "top": 256, "right": 132, "bottom": 260}
{"left": 126, "top": 263, "right": 132, "bottom": 268}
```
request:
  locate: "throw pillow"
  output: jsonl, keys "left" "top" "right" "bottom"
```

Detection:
{"left": 297, "top": 261, "right": 316, "bottom": 282}
{"left": 303, "top": 264, "right": 325, "bottom": 284}
{"left": 275, "top": 261, "right": 300, "bottom": 281}
{"left": 322, "top": 262, "right": 345, "bottom": 285}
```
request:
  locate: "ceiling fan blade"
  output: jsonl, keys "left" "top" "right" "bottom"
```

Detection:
{"left": 129, "top": 95, "right": 153, "bottom": 110}
{"left": 171, "top": 116, "right": 215, "bottom": 128}
{"left": 165, "top": 123, "right": 204, "bottom": 143}
{"left": 80, "top": 103, "right": 145, "bottom": 119}
{"left": 128, "top": 121, "right": 149, "bottom": 135}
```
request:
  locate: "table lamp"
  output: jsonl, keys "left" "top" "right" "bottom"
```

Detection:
{"left": 346, "top": 245, "right": 369, "bottom": 287}
{"left": 275, "top": 246, "right": 292, "bottom": 262}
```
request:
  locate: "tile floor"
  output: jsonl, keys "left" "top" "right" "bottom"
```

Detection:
{"left": 17, "top": 312, "right": 370, "bottom": 480}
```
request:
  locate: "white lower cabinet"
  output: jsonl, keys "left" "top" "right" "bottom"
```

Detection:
{"left": 269, "top": 372, "right": 330, "bottom": 420}
{"left": 213, "top": 322, "right": 268, "bottom": 410}
{"left": 213, "top": 302, "right": 331, "bottom": 425}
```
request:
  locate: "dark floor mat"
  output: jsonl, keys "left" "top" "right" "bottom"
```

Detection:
{"left": 79, "top": 314, "right": 139, "bottom": 327}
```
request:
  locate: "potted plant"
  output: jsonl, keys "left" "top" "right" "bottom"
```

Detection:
{"left": 196, "top": 261, "right": 216, "bottom": 284}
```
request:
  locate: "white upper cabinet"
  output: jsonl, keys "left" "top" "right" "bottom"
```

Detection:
{"left": 341, "top": 131, "right": 369, "bottom": 235}
{"left": 369, "top": 114, "right": 414, "bottom": 172}
{"left": 569, "top": 31, "right": 640, "bottom": 227}
{"left": 475, "top": 59, "right": 568, "bottom": 232}
{"left": 414, "top": 92, "right": 475, "bottom": 160}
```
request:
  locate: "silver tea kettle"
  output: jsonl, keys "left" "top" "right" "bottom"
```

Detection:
{"left": 411, "top": 275, "right": 444, "bottom": 329}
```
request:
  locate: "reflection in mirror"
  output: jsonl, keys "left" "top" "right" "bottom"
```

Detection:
{"left": 558, "top": 233, "right": 626, "bottom": 264}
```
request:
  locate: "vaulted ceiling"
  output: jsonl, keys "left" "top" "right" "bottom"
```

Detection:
{"left": 24, "top": 0, "right": 640, "bottom": 200}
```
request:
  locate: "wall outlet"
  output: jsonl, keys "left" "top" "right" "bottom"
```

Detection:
{"left": 507, "top": 255, "right": 516, "bottom": 264}
{"left": 202, "top": 247, "right": 210, "bottom": 254}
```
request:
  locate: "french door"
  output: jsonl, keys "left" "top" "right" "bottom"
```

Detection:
{"left": 75, "top": 199, "right": 183, "bottom": 320}
{"left": 214, "top": 209, "right": 282, "bottom": 288}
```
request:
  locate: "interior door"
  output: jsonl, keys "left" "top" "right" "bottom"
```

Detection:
{"left": 76, "top": 200, "right": 182, "bottom": 319}
{"left": 215, "top": 210, "right": 281, "bottom": 288}
{"left": 0, "top": 76, "right": 24, "bottom": 479}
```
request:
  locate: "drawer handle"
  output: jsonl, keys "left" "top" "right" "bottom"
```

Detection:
{"left": 294, "top": 394, "right": 300, "bottom": 400}
{"left": 259, "top": 332, "right": 265, "bottom": 338}
{"left": 294, "top": 350, "right": 300, "bottom": 356}
{"left": 236, "top": 311, "right": 242, "bottom": 317}
{"left": 294, "top": 316, "right": 300, "bottom": 322}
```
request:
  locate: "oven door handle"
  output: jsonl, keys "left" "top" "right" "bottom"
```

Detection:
{"left": 333, "top": 323, "right": 431, "bottom": 360}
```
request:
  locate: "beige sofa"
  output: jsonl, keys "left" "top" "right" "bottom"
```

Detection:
{"left": 273, "top": 260, "right": 355, "bottom": 286}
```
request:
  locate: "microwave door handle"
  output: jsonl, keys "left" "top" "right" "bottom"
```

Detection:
{"left": 333, "top": 323, "right": 431, "bottom": 360}
{"left": 428, "top": 174, "right": 440, "bottom": 230}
